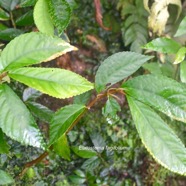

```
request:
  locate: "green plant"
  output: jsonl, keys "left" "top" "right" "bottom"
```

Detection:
{"left": 1, "top": 0, "right": 186, "bottom": 185}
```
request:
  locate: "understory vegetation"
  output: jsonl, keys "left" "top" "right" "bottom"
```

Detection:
{"left": 0, "top": 0, "right": 186, "bottom": 185}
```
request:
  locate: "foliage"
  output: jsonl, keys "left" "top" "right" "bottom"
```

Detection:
{"left": 117, "top": 0, "right": 149, "bottom": 53}
{"left": 0, "top": 0, "right": 186, "bottom": 185}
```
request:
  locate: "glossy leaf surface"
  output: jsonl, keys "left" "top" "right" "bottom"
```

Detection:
{"left": 0, "top": 84, "right": 44, "bottom": 148}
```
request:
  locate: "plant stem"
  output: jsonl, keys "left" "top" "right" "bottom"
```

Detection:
{"left": 10, "top": 11, "right": 16, "bottom": 28}
{"left": 18, "top": 88, "right": 125, "bottom": 178}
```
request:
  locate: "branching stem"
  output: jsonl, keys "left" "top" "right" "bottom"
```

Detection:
{"left": 18, "top": 88, "right": 125, "bottom": 178}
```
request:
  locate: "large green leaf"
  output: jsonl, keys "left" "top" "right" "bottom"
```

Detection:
{"left": 48, "top": 0, "right": 71, "bottom": 34}
{"left": 0, "top": 0, "right": 20, "bottom": 11}
{"left": 0, "top": 129, "right": 10, "bottom": 154}
{"left": 34, "top": 0, "right": 54, "bottom": 35}
{"left": 0, "top": 170, "right": 14, "bottom": 185}
{"left": 95, "top": 52, "right": 152, "bottom": 92}
{"left": 0, "top": 32, "right": 76, "bottom": 71}
{"left": 50, "top": 104, "right": 86, "bottom": 145}
{"left": 9, "top": 67, "right": 93, "bottom": 98}
{"left": 122, "top": 74, "right": 186, "bottom": 122}
{"left": 175, "top": 16, "right": 186, "bottom": 37}
{"left": 143, "top": 38, "right": 181, "bottom": 54}
{"left": 53, "top": 134, "right": 71, "bottom": 160}
{"left": 127, "top": 96, "right": 186, "bottom": 175}
{"left": 0, "top": 84, "right": 44, "bottom": 148}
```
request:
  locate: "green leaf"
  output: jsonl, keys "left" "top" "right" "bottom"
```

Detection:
{"left": 0, "top": 32, "right": 76, "bottom": 71}
{"left": 48, "top": 0, "right": 71, "bottom": 34}
{"left": 71, "top": 146, "right": 97, "bottom": 159}
{"left": 9, "top": 67, "right": 93, "bottom": 98}
{"left": 0, "top": 23, "right": 7, "bottom": 31}
{"left": 143, "top": 38, "right": 181, "bottom": 54}
{"left": 143, "top": 62, "right": 175, "bottom": 78}
{"left": 90, "top": 132, "right": 105, "bottom": 153}
{"left": 102, "top": 96, "right": 121, "bottom": 124}
{"left": 53, "top": 134, "right": 70, "bottom": 160}
{"left": 174, "top": 47, "right": 186, "bottom": 64}
{"left": 95, "top": 52, "right": 152, "bottom": 92}
{"left": 0, "top": 8, "right": 9, "bottom": 21}
{"left": 180, "top": 61, "right": 186, "bottom": 83}
{"left": 26, "top": 101, "right": 54, "bottom": 123}
{"left": 127, "top": 96, "right": 186, "bottom": 175}
{"left": 16, "top": 10, "right": 34, "bottom": 26}
{"left": 0, "top": 28, "right": 24, "bottom": 41}
{"left": 73, "top": 91, "right": 91, "bottom": 105}
{"left": 175, "top": 16, "right": 186, "bottom": 37}
{"left": 34, "top": 0, "right": 54, "bottom": 35}
{"left": 0, "top": 170, "right": 14, "bottom": 185}
{"left": 74, "top": 169, "right": 85, "bottom": 178}
{"left": 69, "top": 175, "right": 86, "bottom": 184}
{"left": 0, "top": 84, "right": 44, "bottom": 148}
{"left": 0, "top": 0, "right": 19, "bottom": 11}
{"left": 50, "top": 104, "right": 86, "bottom": 145}
{"left": 0, "top": 129, "right": 10, "bottom": 154}
{"left": 122, "top": 74, "right": 186, "bottom": 123}
{"left": 20, "top": 0, "right": 36, "bottom": 7}
{"left": 81, "top": 156, "right": 100, "bottom": 171}
{"left": 143, "top": 63, "right": 163, "bottom": 75}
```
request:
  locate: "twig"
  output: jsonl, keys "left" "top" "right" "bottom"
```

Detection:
{"left": 10, "top": 11, "right": 16, "bottom": 28}
{"left": 18, "top": 151, "right": 49, "bottom": 178}
{"left": 18, "top": 88, "right": 125, "bottom": 178}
